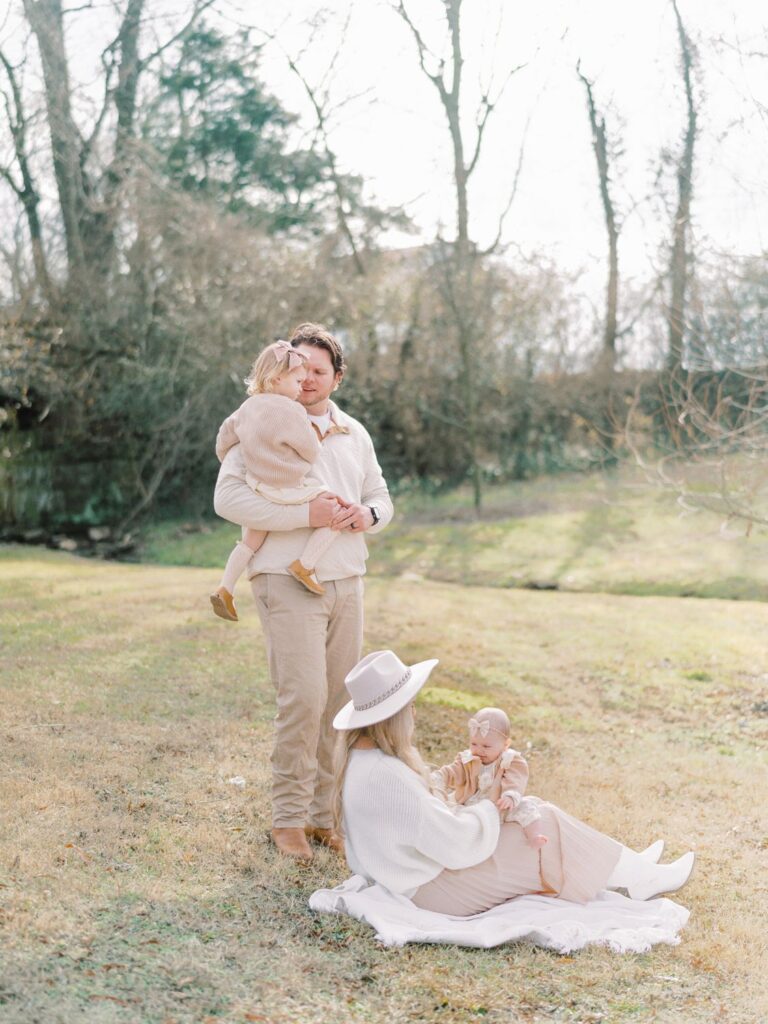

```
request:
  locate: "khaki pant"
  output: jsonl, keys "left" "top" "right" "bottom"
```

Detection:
{"left": 251, "top": 573, "right": 364, "bottom": 828}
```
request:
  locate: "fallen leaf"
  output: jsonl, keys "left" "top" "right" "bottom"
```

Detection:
{"left": 64, "top": 843, "right": 92, "bottom": 863}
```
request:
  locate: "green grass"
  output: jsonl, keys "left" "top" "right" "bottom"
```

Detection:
{"left": 1, "top": 545, "right": 768, "bottom": 1022}
{"left": 138, "top": 467, "right": 768, "bottom": 601}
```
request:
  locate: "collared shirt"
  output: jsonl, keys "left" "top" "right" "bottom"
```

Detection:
{"left": 308, "top": 409, "right": 333, "bottom": 438}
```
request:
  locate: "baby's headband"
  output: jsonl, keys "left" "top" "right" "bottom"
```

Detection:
{"left": 271, "top": 339, "right": 307, "bottom": 370}
{"left": 468, "top": 717, "right": 508, "bottom": 740}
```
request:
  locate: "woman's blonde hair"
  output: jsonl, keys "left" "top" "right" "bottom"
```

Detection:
{"left": 244, "top": 340, "right": 306, "bottom": 395}
{"left": 331, "top": 704, "right": 431, "bottom": 834}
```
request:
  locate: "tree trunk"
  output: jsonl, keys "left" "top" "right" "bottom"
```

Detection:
{"left": 396, "top": 0, "right": 488, "bottom": 510}
{"left": 23, "top": 0, "right": 146, "bottom": 290}
{"left": 23, "top": 0, "right": 89, "bottom": 289}
{"left": 0, "top": 48, "right": 52, "bottom": 297}
{"left": 442, "top": 0, "right": 481, "bottom": 510}
{"left": 577, "top": 64, "right": 620, "bottom": 458}
{"left": 667, "top": 0, "right": 697, "bottom": 373}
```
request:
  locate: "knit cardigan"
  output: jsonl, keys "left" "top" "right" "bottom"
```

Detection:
{"left": 342, "top": 748, "right": 501, "bottom": 896}
{"left": 215, "top": 393, "right": 320, "bottom": 489}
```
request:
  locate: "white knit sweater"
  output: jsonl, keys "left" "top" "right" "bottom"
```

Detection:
{"left": 213, "top": 401, "right": 393, "bottom": 582}
{"left": 342, "top": 749, "right": 501, "bottom": 896}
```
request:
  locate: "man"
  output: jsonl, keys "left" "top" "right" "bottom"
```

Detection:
{"left": 214, "top": 322, "right": 393, "bottom": 862}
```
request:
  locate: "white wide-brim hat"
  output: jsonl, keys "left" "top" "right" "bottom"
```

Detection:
{"left": 333, "top": 650, "right": 439, "bottom": 730}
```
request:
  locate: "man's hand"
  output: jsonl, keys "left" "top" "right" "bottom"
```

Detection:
{"left": 309, "top": 493, "right": 346, "bottom": 528}
{"left": 330, "top": 502, "right": 374, "bottom": 532}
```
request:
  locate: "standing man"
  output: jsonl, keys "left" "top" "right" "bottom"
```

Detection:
{"left": 214, "top": 323, "right": 393, "bottom": 862}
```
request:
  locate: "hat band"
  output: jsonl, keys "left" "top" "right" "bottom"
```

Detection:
{"left": 354, "top": 668, "right": 413, "bottom": 711}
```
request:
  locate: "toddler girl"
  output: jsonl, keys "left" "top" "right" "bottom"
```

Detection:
{"left": 210, "top": 340, "right": 340, "bottom": 621}
{"left": 431, "top": 706, "right": 547, "bottom": 849}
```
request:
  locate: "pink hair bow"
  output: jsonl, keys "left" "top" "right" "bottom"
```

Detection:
{"left": 469, "top": 717, "right": 491, "bottom": 738}
{"left": 272, "top": 340, "right": 307, "bottom": 370}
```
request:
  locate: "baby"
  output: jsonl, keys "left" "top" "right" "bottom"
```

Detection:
{"left": 431, "top": 706, "right": 547, "bottom": 849}
{"left": 210, "top": 340, "right": 340, "bottom": 621}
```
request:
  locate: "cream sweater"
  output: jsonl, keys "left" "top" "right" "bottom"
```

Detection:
{"left": 342, "top": 749, "right": 501, "bottom": 896}
{"left": 215, "top": 393, "right": 321, "bottom": 489}
{"left": 213, "top": 401, "right": 393, "bottom": 582}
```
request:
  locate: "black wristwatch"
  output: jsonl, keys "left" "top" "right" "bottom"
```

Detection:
{"left": 368, "top": 505, "right": 380, "bottom": 526}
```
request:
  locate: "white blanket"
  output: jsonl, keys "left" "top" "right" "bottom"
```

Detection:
{"left": 309, "top": 875, "right": 689, "bottom": 953}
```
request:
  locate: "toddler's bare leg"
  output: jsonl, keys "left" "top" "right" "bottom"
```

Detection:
{"left": 242, "top": 527, "right": 267, "bottom": 552}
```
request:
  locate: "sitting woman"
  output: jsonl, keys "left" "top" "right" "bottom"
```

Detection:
{"left": 332, "top": 651, "right": 695, "bottom": 916}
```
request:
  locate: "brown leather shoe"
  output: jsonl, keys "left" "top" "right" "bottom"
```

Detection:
{"left": 288, "top": 560, "right": 325, "bottom": 596}
{"left": 210, "top": 586, "right": 238, "bottom": 621}
{"left": 270, "top": 827, "right": 313, "bottom": 863}
{"left": 305, "top": 826, "right": 345, "bottom": 856}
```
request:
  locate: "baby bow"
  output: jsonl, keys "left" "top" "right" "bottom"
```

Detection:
{"left": 468, "top": 717, "right": 491, "bottom": 738}
{"left": 272, "top": 339, "right": 307, "bottom": 370}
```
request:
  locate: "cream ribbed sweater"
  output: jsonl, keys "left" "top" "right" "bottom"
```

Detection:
{"left": 341, "top": 749, "right": 501, "bottom": 896}
{"left": 215, "top": 393, "right": 320, "bottom": 488}
{"left": 213, "top": 401, "right": 393, "bottom": 582}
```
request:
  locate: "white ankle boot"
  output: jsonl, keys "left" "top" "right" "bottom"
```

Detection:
{"left": 638, "top": 839, "right": 664, "bottom": 863}
{"left": 608, "top": 847, "right": 695, "bottom": 901}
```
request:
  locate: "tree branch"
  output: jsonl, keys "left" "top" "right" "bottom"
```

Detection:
{"left": 257, "top": 24, "right": 367, "bottom": 276}
{"left": 466, "top": 61, "right": 526, "bottom": 179}
{"left": 478, "top": 112, "right": 530, "bottom": 256}
{"left": 391, "top": 0, "right": 447, "bottom": 98}
{"left": 139, "top": 0, "right": 217, "bottom": 68}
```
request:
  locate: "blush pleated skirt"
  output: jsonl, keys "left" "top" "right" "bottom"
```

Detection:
{"left": 411, "top": 800, "right": 622, "bottom": 916}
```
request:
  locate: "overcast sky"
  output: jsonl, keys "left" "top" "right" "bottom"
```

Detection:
{"left": 3, "top": 0, "right": 767, "bottom": 291}
{"left": 220, "top": 0, "right": 768, "bottom": 286}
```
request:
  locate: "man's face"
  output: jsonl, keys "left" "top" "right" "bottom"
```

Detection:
{"left": 295, "top": 343, "right": 341, "bottom": 412}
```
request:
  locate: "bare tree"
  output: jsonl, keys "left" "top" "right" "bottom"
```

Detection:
{"left": 393, "top": 0, "right": 525, "bottom": 509}
{"left": 576, "top": 63, "right": 619, "bottom": 371}
{"left": 259, "top": 15, "right": 369, "bottom": 277}
{"left": 667, "top": 0, "right": 698, "bottom": 373}
{"left": 0, "top": 46, "right": 51, "bottom": 298}
{"left": 16, "top": 0, "right": 213, "bottom": 294}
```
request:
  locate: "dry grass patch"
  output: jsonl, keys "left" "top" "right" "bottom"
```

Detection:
{"left": 1, "top": 545, "right": 767, "bottom": 1023}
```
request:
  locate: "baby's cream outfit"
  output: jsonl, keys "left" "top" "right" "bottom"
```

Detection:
{"left": 431, "top": 748, "right": 542, "bottom": 828}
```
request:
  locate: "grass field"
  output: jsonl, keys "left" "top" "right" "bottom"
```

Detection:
{"left": 140, "top": 468, "right": 768, "bottom": 602}
{"left": 1, "top": 538, "right": 767, "bottom": 1023}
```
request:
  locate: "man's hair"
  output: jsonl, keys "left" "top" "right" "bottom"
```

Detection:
{"left": 289, "top": 322, "right": 346, "bottom": 377}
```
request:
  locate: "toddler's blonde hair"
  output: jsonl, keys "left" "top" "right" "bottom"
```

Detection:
{"left": 244, "top": 340, "right": 306, "bottom": 395}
